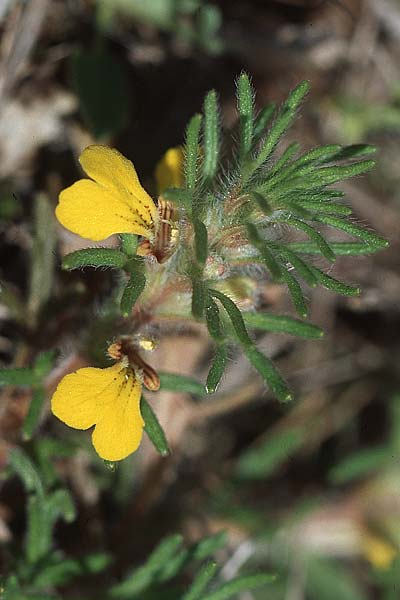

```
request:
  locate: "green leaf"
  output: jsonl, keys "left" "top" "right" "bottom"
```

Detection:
{"left": 185, "top": 113, "right": 202, "bottom": 194}
{"left": 309, "top": 266, "right": 360, "bottom": 297}
{"left": 313, "top": 215, "right": 389, "bottom": 249}
{"left": 70, "top": 45, "right": 130, "bottom": 139}
{"left": 281, "top": 269, "right": 308, "bottom": 318}
{"left": 199, "top": 573, "right": 276, "bottom": 600}
{"left": 237, "top": 72, "right": 254, "bottom": 164}
{"left": 46, "top": 488, "right": 76, "bottom": 523}
{"left": 237, "top": 429, "right": 304, "bottom": 479}
{"left": 120, "top": 270, "right": 146, "bottom": 317}
{"left": 245, "top": 346, "right": 293, "bottom": 402}
{"left": 243, "top": 313, "right": 323, "bottom": 339}
{"left": 191, "top": 277, "right": 206, "bottom": 320}
{"left": 110, "top": 534, "right": 183, "bottom": 597}
{"left": 251, "top": 80, "right": 310, "bottom": 173}
{"left": 0, "top": 368, "right": 36, "bottom": 387}
{"left": 22, "top": 388, "right": 46, "bottom": 440}
{"left": 306, "top": 557, "right": 365, "bottom": 600}
{"left": 329, "top": 446, "right": 390, "bottom": 485}
{"left": 326, "top": 144, "right": 376, "bottom": 162}
{"left": 276, "top": 215, "right": 335, "bottom": 262}
{"left": 141, "top": 398, "right": 170, "bottom": 456}
{"left": 287, "top": 241, "right": 383, "bottom": 256}
{"left": 206, "top": 344, "right": 228, "bottom": 394}
{"left": 182, "top": 562, "right": 218, "bottom": 600}
{"left": 27, "top": 193, "right": 56, "bottom": 326}
{"left": 8, "top": 448, "right": 44, "bottom": 498}
{"left": 32, "top": 558, "right": 84, "bottom": 588}
{"left": 203, "top": 90, "right": 219, "bottom": 185}
{"left": 33, "top": 351, "right": 56, "bottom": 379}
{"left": 210, "top": 290, "right": 292, "bottom": 402}
{"left": 62, "top": 248, "right": 127, "bottom": 270}
{"left": 120, "top": 233, "right": 138, "bottom": 257}
{"left": 272, "top": 245, "right": 317, "bottom": 287}
{"left": 253, "top": 103, "right": 276, "bottom": 142}
{"left": 268, "top": 142, "right": 300, "bottom": 177}
{"left": 245, "top": 224, "right": 283, "bottom": 280}
{"left": 26, "top": 495, "right": 52, "bottom": 564}
{"left": 159, "top": 372, "right": 206, "bottom": 396}
{"left": 193, "top": 218, "right": 208, "bottom": 266}
{"left": 191, "top": 531, "right": 227, "bottom": 560}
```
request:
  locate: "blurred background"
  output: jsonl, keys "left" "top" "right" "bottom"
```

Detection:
{"left": 0, "top": 0, "right": 400, "bottom": 598}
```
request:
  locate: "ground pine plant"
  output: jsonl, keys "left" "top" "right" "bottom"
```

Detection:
{"left": 0, "top": 74, "right": 388, "bottom": 598}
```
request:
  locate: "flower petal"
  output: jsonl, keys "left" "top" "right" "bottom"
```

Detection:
{"left": 155, "top": 147, "right": 184, "bottom": 194}
{"left": 92, "top": 372, "right": 144, "bottom": 461}
{"left": 79, "top": 145, "right": 157, "bottom": 228}
{"left": 51, "top": 364, "right": 126, "bottom": 430}
{"left": 56, "top": 179, "right": 153, "bottom": 241}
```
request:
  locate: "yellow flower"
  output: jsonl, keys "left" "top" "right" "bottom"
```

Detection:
{"left": 362, "top": 532, "right": 397, "bottom": 570}
{"left": 56, "top": 145, "right": 158, "bottom": 242}
{"left": 51, "top": 362, "right": 144, "bottom": 461}
{"left": 155, "top": 146, "right": 184, "bottom": 194}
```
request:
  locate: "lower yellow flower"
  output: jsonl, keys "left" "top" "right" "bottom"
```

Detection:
{"left": 51, "top": 362, "right": 144, "bottom": 461}
{"left": 362, "top": 532, "right": 397, "bottom": 570}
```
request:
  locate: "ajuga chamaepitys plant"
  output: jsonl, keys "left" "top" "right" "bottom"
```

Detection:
{"left": 51, "top": 74, "right": 388, "bottom": 461}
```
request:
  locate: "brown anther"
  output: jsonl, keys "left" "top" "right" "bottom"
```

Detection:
{"left": 119, "top": 339, "right": 160, "bottom": 391}
{"left": 107, "top": 341, "right": 123, "bottom": 361}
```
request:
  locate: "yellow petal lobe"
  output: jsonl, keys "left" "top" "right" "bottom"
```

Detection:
{"left": 92, "top": 372, "right": 144, "bottom": 461}
{"left": 155, "top": 147, "right": 184, "bottom": 194}
{"left": 51, "top": 364, "right": 126, "bottom": 430}
{"left": 56, "top": 179, "right": 153, "bottom": 241}
{"left": 79, "top": 145, "right": 157, "bottom": 227}
{"left": 56, "top": 145, "right": 158, "bottom": 241}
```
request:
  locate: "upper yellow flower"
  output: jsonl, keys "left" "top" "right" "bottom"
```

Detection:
{"left": 155, "top": 146, "right": 184, "bottom": 194}
{"left": 56, "top": 145, "right": 158, "bottom": 242}
{"left": 51, "top": 361, "right": 144, "bottom": 461}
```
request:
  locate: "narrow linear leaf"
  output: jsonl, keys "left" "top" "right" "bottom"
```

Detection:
{"left": 62, "top": 248, "right": 127, "bottom": 270}
{"left": 276, "top": 215, "right": 335, "bottom": 262}
{"left": 159, "top": 372, "right": 206, "bottom": 396}
{"left": 253, "top": 103, "right": 276, "bottom": 141}
{"left": 287, "top": 241, "right": 383, "bottom": 256}
{"left": 252, "top": 80, "right": 310, "bottom": 172}
{"left": 237, "top": 429, "right": 304, "bottom": 479}
{"left": 22, "top": 387, "right": 46, "bottom": 440}
{"left": 244, "top": 347, "right": 293, "bottom": 402}
{"left": 281, "top": 269, "right": 308, "bottom": 318}
{"left": 206, "top": 344, "right": 228, "bottom": 394}
{"left": 141, "top": 397, "right": 170, "bottom": 457}
{"left": 192, "top": 531, "right": 227, "bottom": 560}
{"left": 325, "top": 144, "right": 376, "bottom": 162}
{"left": 192, "top": 277, "right": 206, "bottom": 320}
{"left": 26, "top": 495, "right": 52, "bottom": 564}
{"left": 0, "top": 368, "right": 36, "bottom": 387}
{"left": 248, "top": 191, "right": 273, "bottom": 215}
{"left": 313, "top": 215, "right": 389, "bottom": 249}
{"left": 203, "top": 90, "right": 219, "bottom": 184}
{"left": 309, "top": 266, "right": 360, "bottom": 296}
{"left": 200, "top": 573, "right": 276, "bottom": 600}
{"left": 268, "top": 142, "right": 300, "bottom": 178}
{"left": 185, "top": 114, "right": 202, "bottom": 193}
{"left": 329, "top": 446, "right": 390, "bottom": 485}
{"left": 193, "top": 218, "right": 208, "bottom": 266}
{"left": 245, "top": 224, "right": 283, "bottom": 281}
{"left": 205, "top": 296, "right": 224, "bottom": 342}
{"left": 237, "top": 72, "right": 254, "bottom": 164}
{"left": 8, "top": 448, "right": 44, "bottom": 498}
{"left": 110, "top": 534, "right": 183, "bottom": 597}
{"left": 120, "top": 271, "right": 146, "bottom": 317}
{"left": 296, "top": 200, "right": 352, "bottom": 216}
{"left": 272, "top": 244, "right": 317, "bottom": 287}
{"left": 210, "top": 290, "right": 292, "bottom": 402}
{"left": 183, "top": 562, "right": 218, "bottom": 600}
{"left": 243, "top": 312, "right": 323, "bottom": 339}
